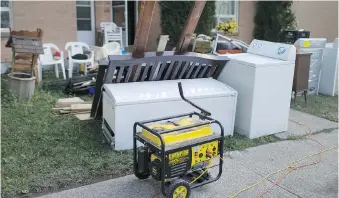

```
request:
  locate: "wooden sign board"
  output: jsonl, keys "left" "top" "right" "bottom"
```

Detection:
{"left": 9, "top": 36, "right": 44, "bottom": 54}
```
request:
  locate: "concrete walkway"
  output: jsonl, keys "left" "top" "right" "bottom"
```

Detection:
{"left": 38, "top": 110, "right": 338, "bottom": 198}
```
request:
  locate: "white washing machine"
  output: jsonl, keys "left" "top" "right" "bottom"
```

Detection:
{"left": 319, "top": 38, "right": 338, "bottom": 96}
{"left": 102, "top": 78, "right": 238, "bottom": 150}
{"left": 217, "top": 39, "right": 296, "bottom": 139}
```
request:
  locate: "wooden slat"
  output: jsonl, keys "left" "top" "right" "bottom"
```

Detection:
{"left": 207, "top": 65, "right": 217, "bottom": 77}
{"left": 140, "top": 64, "right": 150, "bottom": 82}
{"left": 132, "top": 64, "right": 143, "bottom": 82}
{"left": 75, "top": 113, "right": 92, "bottom": 121}
{"left": 90, "top": 62, "right": 109, "bottom": 118}
{"left": 178, "top": 61, "right": 191, "bottom": 79}
{"left": 185, "top": 63, "right": 196, "bottom": 79}
{"left": 155, "top": 62, "right": 166, "bottom": 81}
{"left": 163, "top": 61, "right": 176, "bottom": 80}
{"left": 105, "top": 61, "right": 117, "bottom": 83}
{"left": 71, "top": 103, "right": 92, "bottom": 112}
{"left": 124, "top": 65, "right": 133, "bottom": 83}
{"left": 198, "top": 65, "right": 209, "bottom": 78}
{"left": 170, "top": 61, "right": 183, "bottom": 80}
{"left": 192, "top": 64, "right": 203, "bottom": 79}
{"left": 115, "top": 66, "right": 125, "bottom": 83}
{"left": 148, "top": 61, "right": 160, "bottom": 81}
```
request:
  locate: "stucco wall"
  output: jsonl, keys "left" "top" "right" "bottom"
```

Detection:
{"left": 292, "top": 0, "right": 338, "bottom": 42}
{"left": 233, "top": 1, "right": 256, "bottom": 44}
{"left": 1, "top": 1, "right": 77, "bottom": 62}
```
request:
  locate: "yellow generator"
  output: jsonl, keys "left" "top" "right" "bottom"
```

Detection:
{"left": 133, "top": 82, "right": 224, "bottom": 198}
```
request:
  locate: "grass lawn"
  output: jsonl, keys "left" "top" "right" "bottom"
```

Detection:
{"left": 0, "top": 75, "right": 291, "bottom": 198}
{"left": 290, "top": 94, "right": 338, "bottom": 122}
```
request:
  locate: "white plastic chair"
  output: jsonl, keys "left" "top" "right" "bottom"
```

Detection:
{"left": 102, "top": 42, "right": 122, "bottom": 58}
{"left": 37, "top": 43, "right": 66, "bottom": 82}
{"left": 100, "top": 22, "right": 123, "bottom": 47}
{"left": 65, "top": 42, "right": 94, "bottom": 78}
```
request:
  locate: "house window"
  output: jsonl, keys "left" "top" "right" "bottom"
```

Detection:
{"left": 76, "top": 1, "right": 92, "bottom": 31}
{"left": 1, "top": 0, "right": 12, "bottom": 32}
{"left": 215, "top": 0, "right": 239, "bottom": 27}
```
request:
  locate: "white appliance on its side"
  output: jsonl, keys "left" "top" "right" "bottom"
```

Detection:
{"left": 102, "top": 78, "right": 238, "bottom": 151}
{"left": 217, "top": 39, "right": 296, "bottom": 139}
{"left": 319, "top": 38, "right": 338, "bottom": 96}
{"left": 294, "top": 38, "right": 327, "bottom": 95}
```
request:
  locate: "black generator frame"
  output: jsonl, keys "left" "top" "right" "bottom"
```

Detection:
{"left": 133, "top": 111, "right": 224, "bottom": 196}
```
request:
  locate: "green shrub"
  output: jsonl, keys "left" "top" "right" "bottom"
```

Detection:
{"left": 159, "top": 1, "right": 216, "bottom": 47}
{"left": 253, "top": 1, "right": 297, "bottom": 42}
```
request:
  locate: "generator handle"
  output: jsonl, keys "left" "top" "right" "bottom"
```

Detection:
{"left": 178, "top": 82, "right": 212, "bottom": 117}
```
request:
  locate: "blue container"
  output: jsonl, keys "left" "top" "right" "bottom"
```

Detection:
{"left": 89, "top": 87, "right": 95, "bottom": 95}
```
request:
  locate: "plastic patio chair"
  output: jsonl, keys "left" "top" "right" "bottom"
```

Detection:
{"left": 102, "top": 42, "right": 122, "bottom": 58}
{"left": 65, "top": 42, "right": 94, "bottom": 78}
{"left": 100, "top": 22, "right": 123, "bottom": 47}
{"left": 37, "top": 43, "right": 66, "bottom": 82}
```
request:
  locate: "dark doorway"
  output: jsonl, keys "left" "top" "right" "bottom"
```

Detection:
{"left": 127, "top": 1, "right": 136, "bottom": 45}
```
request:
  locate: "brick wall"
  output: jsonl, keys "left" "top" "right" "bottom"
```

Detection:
{"left": 95, "top": 1, "right": 111, "bottom": 32}
{"left": 1, "top": 1, "right": 77, "bottom": 62}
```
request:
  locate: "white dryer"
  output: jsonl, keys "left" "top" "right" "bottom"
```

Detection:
{"left": 217, "top": 39, "right": 296, "bottom": 139}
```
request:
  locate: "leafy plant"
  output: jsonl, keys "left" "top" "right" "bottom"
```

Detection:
{"left": 253, "top": 1, "right": 297, "bottom": 42}
{"left": 215, "top": 19, "right": 237, "bottom": 35}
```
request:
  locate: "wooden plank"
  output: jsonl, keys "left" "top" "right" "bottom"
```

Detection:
{"left": 129, "top": 1, "right": 156, "bottom": 80}
{"left": 185, "top": 64, "right": 196, "bottom": 79}
{"left": 90, "top": 62, "right": 109, "bottom": 118}
{"left": 163, "top": 61, "right": 176, "bottom": 80}
{"left": 132, "top": 64, "right": 143, "bottom": 82}
{"left": 192, "top": 64, "right": 203, "bottom": 78}
{"left": 148, "top": 61, "right": 160, "bottom": 81}
{"left": 155, "top": 62, "right": 166, "bottom": 81}
{"left": 115, "top": 66, "right": 125, "bottom": 83}
{"left": 56, "top": 97, "right": 84, "bottom": 104}
{"left": 170, "top": 61, "right": 183, "bottom": 80}
{"left": 105, "top": 61, "right": 117, "bottom": 83}
{"left": 178, "top": 61, "right": 191, "bottom": 79}
{"left": 124, "top": 65, "right": 133, "bottom": 83}
{"left": 132, "top": 1, "right": 156, "bottom": 58}
{"left": 52, "top": 107, "right": 71, "bottom": 112}
{"left": 140, "top": 64, "right": 150, "bottom": 82}
{"left": 60, "top": 110, "right": 71, "bottom": 114}
{"left": 71, "top": 104, "right": 92, "bottom": 112}
{"left": 175, "top": 1, "right": 206, "bottom": 54}
{"left": 198, "top": 65, "right": 209, "bottom": 78}
{"left": 71, "top": 111, "right": 91, "bottom": 115}
{"left": 75, "top": 113, "right": 92, "bottom": 121}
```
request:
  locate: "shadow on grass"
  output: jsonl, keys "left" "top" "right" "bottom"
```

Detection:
{"left": 0, "top": 76, "right": 280, "bottom": 198}
{"left": 1, "top": 77, "right": 133, "bottom": 197}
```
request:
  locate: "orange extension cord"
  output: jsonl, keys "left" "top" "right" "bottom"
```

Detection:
{"left": 257, "top": 119, "right": 325, "bottom": 198}
{"left": 151, "top": 119, "right": 336, "bottom": 198}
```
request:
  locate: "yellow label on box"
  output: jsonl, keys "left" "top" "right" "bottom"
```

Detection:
{"left": 303, "top": 40, "right": 311, "bottom": 47}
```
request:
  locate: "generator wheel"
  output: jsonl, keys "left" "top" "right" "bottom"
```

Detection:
{"left": 166, "top": 179, "right": 191, "bottom": 198}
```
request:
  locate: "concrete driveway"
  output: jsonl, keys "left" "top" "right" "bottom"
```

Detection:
{"left": 38, "top": 129, "right": 338, "bottom": 198}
